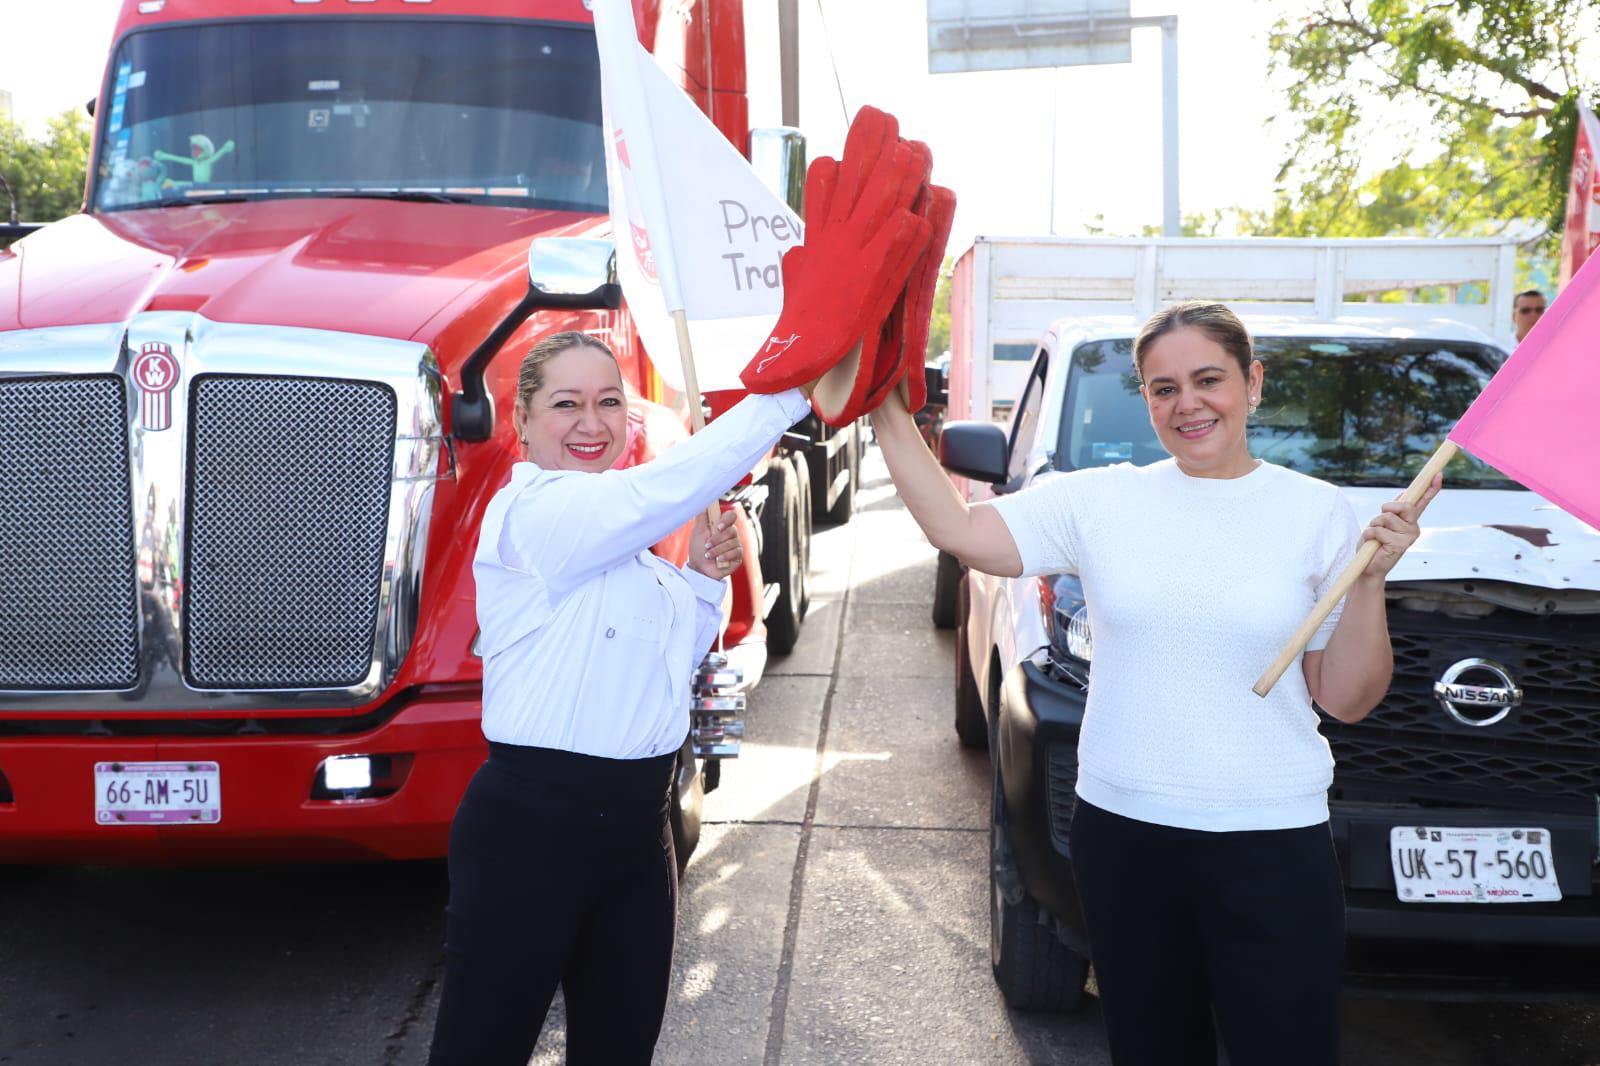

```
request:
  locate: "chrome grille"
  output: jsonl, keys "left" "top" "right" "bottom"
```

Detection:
{"left": 0, "top": 376, "right": 138, "bottom": 689}
{"left": 185, "top": 376, "right": 396, "bottom": 689}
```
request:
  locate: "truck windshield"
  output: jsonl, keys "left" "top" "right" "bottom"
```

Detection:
{"left": 93, "top": 19, "right": 605, "bottom": 212}
{"left": 1056, "top": 336, "right": 1519, "bottom": 489}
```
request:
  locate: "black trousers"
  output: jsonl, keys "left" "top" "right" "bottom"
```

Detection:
{"left": 427, "top": 741, "right": 679, "bottom": 1066}
{"left": 1069, "top": 798, "right": 1345, "bottom": 1066}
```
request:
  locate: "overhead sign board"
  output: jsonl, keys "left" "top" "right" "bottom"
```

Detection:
{"left": 927, "top": 0, "right": 1132, "bottom": 74}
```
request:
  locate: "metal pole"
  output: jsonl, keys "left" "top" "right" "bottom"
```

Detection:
{"left": 779, "top": 0, "right": 800, "bottom": 128}
{"left": 1161, "top": 18, "right": 1180, "bottom": 237}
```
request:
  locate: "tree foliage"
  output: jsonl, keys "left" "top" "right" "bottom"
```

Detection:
{"left": 0, "top": 110, "right": 91, "bottom": 227}
{"left": 1266, "top": 0, "right": 1598, "bottom": 262}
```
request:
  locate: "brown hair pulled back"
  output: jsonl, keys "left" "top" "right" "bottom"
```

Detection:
{"left": 513, "top": 331, "right": 619, "bottom": 415}
{"left": 1133, "top": 301, "right": 1254, "bottom": 380}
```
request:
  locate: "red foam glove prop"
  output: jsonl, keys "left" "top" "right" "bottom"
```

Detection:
{"left": 810, "top": 140, "right": 933, "bottom": 426}
{"left": 811, "top": 169, "right": 955, "bottom": 426}
{"left": 893, "top": 183, "right": 956, "bottom": 413}
{"left": 739, "top": 106, "right": 931, "bottom": 395}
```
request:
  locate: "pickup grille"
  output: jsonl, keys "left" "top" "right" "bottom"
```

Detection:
{"left": 1326, "top": 609, "right": 1600, "bottom": 813}
{"left": 0, "top": 376, "right": 139, "bottom": 689}
{"left": 185, "top": 376, "right": 396, "bottom": 689}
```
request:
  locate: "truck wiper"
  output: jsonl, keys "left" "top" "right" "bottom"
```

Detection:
{"left": 1338, "top": 477, "right": 1410, "bottom": 488}
{"left": 331, "top": 191, "right": 476, "bottom": 204}
{"left": 148, "top": 194, "right": 253, "bottom": 208}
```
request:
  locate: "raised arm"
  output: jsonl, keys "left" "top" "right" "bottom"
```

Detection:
{"left": 501, "top": 390, "right": 809, "bottom": 596}
{"left": 869, "top": 390, "right": 1023, "bottom": 578}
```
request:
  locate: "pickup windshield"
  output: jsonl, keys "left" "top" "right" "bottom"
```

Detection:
{"left": 93, "top": 19, "right": 604, "bottom": 212}
{"left": 1056, "top": 336, "right": 1519, "bottom": 489}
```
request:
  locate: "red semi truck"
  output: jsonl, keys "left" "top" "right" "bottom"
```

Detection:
{"left": 0, "top": 0, "right": 859, "bottom": 865}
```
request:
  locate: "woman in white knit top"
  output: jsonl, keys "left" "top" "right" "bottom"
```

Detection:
{"left": 871, "top": 302, "right": 1439, "bottom": 1066}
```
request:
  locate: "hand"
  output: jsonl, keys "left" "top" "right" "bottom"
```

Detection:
{"left": 1360, "top": 473, "right": 1442, "bottom": 579}
{"left": 689, "top": 506, "right": 742, "bottom": 580}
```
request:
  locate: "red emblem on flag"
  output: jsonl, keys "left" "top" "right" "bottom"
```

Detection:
{"left": 133, "top": 342, "right": 180, "bottom": 432}
{"left": 630, "top": 221, "right": 659, "bottom": 282}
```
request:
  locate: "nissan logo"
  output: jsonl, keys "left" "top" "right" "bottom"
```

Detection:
{"left": 1433, "top": 658, "right": 1521, "bottom": 728}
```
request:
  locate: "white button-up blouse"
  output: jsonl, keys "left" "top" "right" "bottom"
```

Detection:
{"left": 473, "top": 389, "right": 811, "bottom": 759}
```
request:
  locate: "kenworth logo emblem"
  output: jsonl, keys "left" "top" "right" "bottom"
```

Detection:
{"left": 132, "top": 341, "right": 181, "bottom": 431}
{"left": 1433, "top": 658, "right": 1522, "bottom": 728}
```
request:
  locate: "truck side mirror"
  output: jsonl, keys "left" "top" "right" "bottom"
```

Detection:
{"left": 452, "top": 238, "right": 623, "bottom": 442}
{"left": 749, "top": 127, "right": 806, "bottom": 216}
{"left": 938, "top": 421, "right": 1008, "bottom": 485}
{"left": 86, "top": 98, "right": 97, "bottom": 118}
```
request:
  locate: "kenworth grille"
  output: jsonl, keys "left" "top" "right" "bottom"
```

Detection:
{"left": 0, "top": 375, "right": 139, "bottom": 689}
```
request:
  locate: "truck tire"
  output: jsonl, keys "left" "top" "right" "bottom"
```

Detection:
{"left": 931, "top": 549, "right": 961, "bottom": 629}
{"left": 792, "top": 454, "right": 812, "bottom": 621}
{"left": 954, "top": 577, "right": 988, "bottom": 749}
{"left": 762, "top": 462, "right": 804, "bottom": 655}
{"left": 669, "top": 739, "right": 705, "bottom": 879}
{"left": 990, "top": 769, "right": 1089, "bottom": 1012}
{"left": 820, "top": 426, "right": 858, "bottom": 525}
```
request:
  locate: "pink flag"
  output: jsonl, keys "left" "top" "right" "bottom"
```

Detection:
{"left": 1448, "top": 252, "right": 1600, "bottom": 531}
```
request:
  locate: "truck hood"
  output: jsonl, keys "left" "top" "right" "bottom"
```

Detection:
{"left": 0, "top": 200, "right": 601, "bottom": 344}
{"left": 1342, "top": 486, "right": 1600, "bottom": 593}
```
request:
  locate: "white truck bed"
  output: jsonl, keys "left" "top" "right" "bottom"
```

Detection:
{"left": 948, "top": 236, "right": 1519, "bottom": 423}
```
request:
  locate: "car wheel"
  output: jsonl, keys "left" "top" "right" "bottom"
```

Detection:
{"left": 954, "top": 577, "right": 987, "bottom": 749}
{"left": 931, "top": 549, "right": 961, "bottom": 629}
{"left": 990, "top": 766, "right": 1089, "bottom": 1011}
{"left": 668, "top": 741, "right": 705, "bottom": 879}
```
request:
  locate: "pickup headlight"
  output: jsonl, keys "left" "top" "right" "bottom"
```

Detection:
{"left": 1037, "top": 574, "right": 1093, "bottom": 667}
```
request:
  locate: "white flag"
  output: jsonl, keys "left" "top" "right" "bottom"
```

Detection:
{"left": 592, "top": 0, "right": 805, "bottom": 393}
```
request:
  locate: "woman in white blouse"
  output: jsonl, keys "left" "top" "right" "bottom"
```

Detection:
{"left": 871, "top": 303, "right": 1440, "bottom": 1066}
{"left": 427, "top": 331, "right": 813, "bottom": 1065}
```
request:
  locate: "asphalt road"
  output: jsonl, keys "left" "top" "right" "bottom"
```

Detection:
{"left": 3, "top": 446, "right": 1599, "bottom": 1065}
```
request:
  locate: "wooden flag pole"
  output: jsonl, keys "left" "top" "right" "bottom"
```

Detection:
{"left": 672, "top": 309, "right": 732, "bottom": 654}
{"left": 671, "top": 308, "right": 725, "bottom": 530}
{"left": 1251, "top": 439, "right": 1460, "bottom": 698}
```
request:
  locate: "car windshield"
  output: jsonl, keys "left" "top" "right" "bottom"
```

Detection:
{"left": 93, "top": 19, "right": 605, "bottom": 212}
{"left": 1055, "top": 336, "right": 1519, "bottom": 489}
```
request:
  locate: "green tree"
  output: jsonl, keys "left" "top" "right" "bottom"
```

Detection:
{"left": 1267, "top": 0, "right": 1597, "bottom": 267}
{"left": 0, "top": 110, "right": 92, "bottom": 227}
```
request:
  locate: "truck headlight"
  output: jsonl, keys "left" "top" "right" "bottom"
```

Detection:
{"left": 1038, "top": 574, "right": 1093, "bottom": 666}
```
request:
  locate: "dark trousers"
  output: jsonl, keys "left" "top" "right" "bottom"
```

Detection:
{"left": 427, "top": 742, "right": 679, "bottom": 1066}
{"left": 1069, "top": 798, "right": 1345, "bottom": 1066}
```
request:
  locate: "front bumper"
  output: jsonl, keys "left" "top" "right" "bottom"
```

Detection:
{"left": 1002, "top": 659, "right": 1600, "bottom": 988}
{"left": 0, "top": 688, "right": 487, "bottom": 863}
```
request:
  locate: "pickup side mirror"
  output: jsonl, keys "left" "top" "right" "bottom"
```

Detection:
{"left": 749, "top": 127, "right": 806, "bottom": 215}
{"left": 452, "top": 238, "right": 623, "bottom": 442}
{"left": 938, "top": 420, "right": 1008, "bottom": 484}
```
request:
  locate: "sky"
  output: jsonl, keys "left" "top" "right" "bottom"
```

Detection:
{"left": 1, "top": 0, "right": 1299, "bottom": 255}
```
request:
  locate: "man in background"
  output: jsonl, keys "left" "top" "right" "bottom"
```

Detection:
{"left": 1512, "top": 289, "right": 1547, "bottom": 345}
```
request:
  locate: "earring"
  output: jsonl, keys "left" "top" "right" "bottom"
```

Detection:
{"left": 1248, "top": 398, "right": 1259, "bottom": 413}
